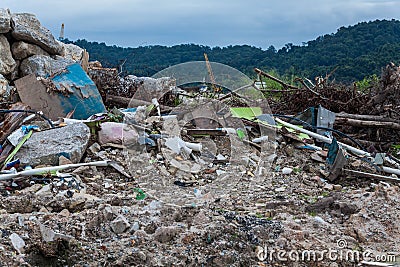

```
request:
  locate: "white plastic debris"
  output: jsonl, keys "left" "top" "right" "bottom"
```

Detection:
{"left": 152, "top": 98, "right": 161, "bottom": 117}
{"left": 252, "top": 136, "right": 269, "bottom": 143}
{"left": 216, "top": 154, "right": 227, "bottom": 161}
{"left": 10, "top": 233, "right": 25, "bottom": 253}
{"left": 282, "top": 167, "right": 293, "bottom": 175}
{"left": 165, "top": 137, "right": 202, "bottom": 154}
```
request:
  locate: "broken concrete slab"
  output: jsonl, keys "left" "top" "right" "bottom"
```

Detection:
{"left": 11, "top": 41, "right": 50, "bottom": 60}
{"left": 15, "top": 63, "right": 106, "bottom": 120}
{"left": 62, "top": 43, "right": 85, "bottom": 62}
{"left": 19, "top": 54, "right": 73, "bottom": 77}
{"left": 0, "top": 34, "right": 17, "bottom": 76}
{"left": 0, "top": 8, "right": 11, "bottom": 33}
{"left": 15, "top": 123, "right": 90, "bottom": 167}
{"left": 126, "top": 76, "right": 176, "bottom": 104}
{"left": 11, "top": 13, "right": 64, "bottom": 55}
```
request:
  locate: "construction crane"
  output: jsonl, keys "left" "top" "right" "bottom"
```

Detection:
{"left": 203, "top": 53, "right": 220, "bottom": 93}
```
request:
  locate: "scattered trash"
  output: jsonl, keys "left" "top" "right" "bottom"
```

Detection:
{"left": 133, "top": 188, "right": 146, "bottom": 200}
{"left": 1, "top": 9, "right": 400, "bottom": 265}
{"left": 97, "top": 121, "right": 138, "bottom": 146}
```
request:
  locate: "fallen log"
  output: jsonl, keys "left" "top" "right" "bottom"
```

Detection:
{"left": 336, "top": 112, "right": 398, "bottom": 122}
{"left": 185, "top": 129, "right": 227, "bottom": 136}
{"left": 254, "top": 68, "right": 300, "bottom": 90}
{"left": 344, "top": 169, "right": 400, "bottom": 183}
{"left": 335, "top": 117, "right": 400, "bottom": 130}
{"left": 106, "top": 94, "right": 172, "bottom": 112}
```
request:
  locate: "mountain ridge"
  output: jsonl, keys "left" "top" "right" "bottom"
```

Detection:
{"left": 67, "top": 19, "right": 400, "bottom": 83}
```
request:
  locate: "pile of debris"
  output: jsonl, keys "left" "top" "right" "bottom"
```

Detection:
{"left": 256, "top": 67, "right": 400, "bottom": 151}
{"left": 1, "top": 8, "right": 400, "bottom": 267}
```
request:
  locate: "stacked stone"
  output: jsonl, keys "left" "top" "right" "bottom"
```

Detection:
{"left": 0, "top": 8, "right": 86, "bottom": 100}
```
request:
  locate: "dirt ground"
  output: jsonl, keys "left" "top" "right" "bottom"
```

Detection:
{"left": 1, "top": 134, "right": 399, "bottom": 267}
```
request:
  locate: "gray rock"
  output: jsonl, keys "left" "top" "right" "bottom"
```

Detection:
{"left": 39, "top": 223, "right": 73, "bottom": 242}
{"left": 332, "top": 201, "right": 359, "bottom": 215}
{"left": 306, "top": 196, "right": 336, "bottom": 213}
{"left": 110, "top": 215, "right": 130, "bottom": 234}
{"left": 9, "top": 59, "right": 19, "bottom": 81}
{"left": 16, "top": 123, "right": 91, "bottom": 166}
{"left": 153, "top": 226, "right": 179, "bottom": 243}
{"left": 11, "top": 41, "right": 50, "bottom": 60}
{"left": 62, "top": 43, "right": 84, "bottom": 61}
{"left": 126, "top": 76, "right": 176, "bottom": 102}
{"left": 103, "top": 205, "right": 115, "bottom": 221}
{"left": 0, "top": 34, "right": 17, "bottom": 76}
{"left": 11, "top": 13, "right": 64, "bottom": 55}
{"left": 0, "top": 8, "right": 11, "bottom": 33}
{"left": 20, "top": 54, "right": 73, "bottom": 77}
{"left": 0, "top": 74, "right": 11, "bottom": 99}
{"left": 35, "top": 184, "right": 52, "bottom": 197}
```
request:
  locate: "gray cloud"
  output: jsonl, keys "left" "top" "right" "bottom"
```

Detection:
{"left": 2, "top": 0, "right": 400, "bottom": 49}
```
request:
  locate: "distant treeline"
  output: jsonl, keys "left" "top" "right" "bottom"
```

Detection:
{"left": 66, "top": 19, "right": 400, "bottom": 83}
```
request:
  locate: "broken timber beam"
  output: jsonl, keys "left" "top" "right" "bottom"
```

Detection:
{"left": 0, "top": 102, "right": 31, "bottom": 144}
{"left": 185, "top": 129, "right": 227, "bottom": 136}
{"left": 344, "top": 169, "right": 400, "bottom": 183}
{"left": 106, "top": 94, "right": 172, "bottom": 112}
{"left": 254, "top": 68, "right": 300, "bottom": 90}
{"left": 335, "top": 117, "right": 400, "bottom": 130}
{"left": 336, "top": 112, "right": 398, "bottom": 122}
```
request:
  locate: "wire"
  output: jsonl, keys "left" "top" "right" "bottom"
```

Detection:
{"left": 271, "top": 114, "right": 367, "bottom": 151}
{"left": 0, "top": 109, "right": 54, "bottom": 128}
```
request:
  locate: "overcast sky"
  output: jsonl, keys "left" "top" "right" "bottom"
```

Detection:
{"left": 3, "top": 0, "right": 400, "bottom": 49}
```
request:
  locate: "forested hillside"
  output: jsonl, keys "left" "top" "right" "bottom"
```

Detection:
{"left": 68, "top": 19, "right": 400, "bottom": 83}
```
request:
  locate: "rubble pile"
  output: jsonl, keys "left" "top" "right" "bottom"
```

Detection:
{"left": 0, "top": 9, "right": 89, "bottom": 104}
{"left": 0, "top": 8, "right": 400, "bottom": 267}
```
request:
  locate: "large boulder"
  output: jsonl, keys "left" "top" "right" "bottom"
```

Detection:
{"left": 15, "top": 123, "right": 91, "bottom": 167}
{"left": 20, "top": 54, "right": 73, "bottom": 77}
{"left": 11, "top": 13, "right": 64, "bottom": 55}
{"left": 11, "top": 41, "right": 50, "bottom": 60}
{"left": 0, "top": 8, "right": 11, "bottom": 33}
{"left": 0, "top": 34, "right": 17, "bottom": 76}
